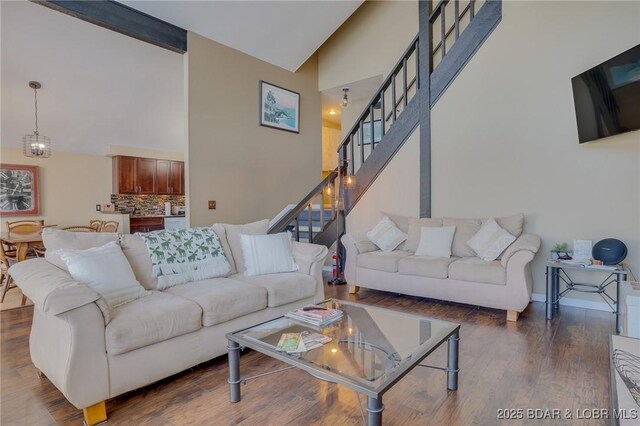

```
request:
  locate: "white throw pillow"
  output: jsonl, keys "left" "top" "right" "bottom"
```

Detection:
{"left": 240, "top": 232, "right": 299, "bottom": 276}
{"left": 366, "top": 216, "right": 408, "bottom": 252}
{"left": 415, "top": 226, "right": 456, "bottom": 258}
{"left": 56, "top": 241, "right": 149, "bottom": 309}
{"left": 467, "top": 217, "right": 516, "bottom": 261}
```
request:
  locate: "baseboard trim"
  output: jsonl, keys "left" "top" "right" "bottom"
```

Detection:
{"left": 531, "top": 293, "right": 613, "bottom": 312}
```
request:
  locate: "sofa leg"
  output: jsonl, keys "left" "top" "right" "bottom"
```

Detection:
{"left": 507, "top": 310, "right": 519, "bottom": 322}
{"left": 348, "top": 285, "right": 360, "bottom": 294}
{"left": 83, "top": 401, "right": 107, "bottom": 426}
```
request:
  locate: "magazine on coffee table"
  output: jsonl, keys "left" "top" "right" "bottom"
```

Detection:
{"left": 285, "top": 305, "right": 343, "bottom": 327}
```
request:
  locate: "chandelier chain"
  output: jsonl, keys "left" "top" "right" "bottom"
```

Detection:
{"left": 34, "top": 87, "right": 39, "bottom": 135}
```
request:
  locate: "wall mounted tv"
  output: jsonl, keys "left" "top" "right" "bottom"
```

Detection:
{"left": 571, "top": 44, "right": 640, "bottom": 143}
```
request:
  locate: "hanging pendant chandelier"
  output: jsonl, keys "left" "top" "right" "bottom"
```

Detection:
{"left": 22, "top": 81, "right": 52, "bottom": 158}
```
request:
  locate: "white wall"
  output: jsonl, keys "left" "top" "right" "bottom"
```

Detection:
{"left": 328, "top": 1, "right": 639, "bottom": 306}
{"left": 431, "top": 1, "right": 639, "bottom": 300}
{"left": 346, "top": 128, "right": 420, "bottom": 232}
{"left": 317, "top": 0, "right": 418, "bottom": 92}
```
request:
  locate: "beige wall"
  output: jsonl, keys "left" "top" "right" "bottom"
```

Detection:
{"left": 317, "top": 0, "right": 418, "bottom": 92}
{"left": 346, "top": 128, "right": 420, "bottom": 232}
{"left": 430, "top": 0, "right": 640, "bottom": 301}
{"left": 322, "top": 124, "right": 341, "bottom": 171}
{"left": 187, "top": 32, "right": 322, "bottom": 226}
{"left": 0, "top": 148, "right": 112, "bottom": 229}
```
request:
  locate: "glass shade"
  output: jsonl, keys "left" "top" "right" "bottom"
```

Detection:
{"left": 22, "top": 132, "right": 51, "bottom": 158}
{"left": 343, "top": 173, "right": 356, "bottom": 189}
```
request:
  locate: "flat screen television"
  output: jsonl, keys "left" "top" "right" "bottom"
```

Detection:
{"left": 571, "top": 44, "right": 640, "bottom": 143}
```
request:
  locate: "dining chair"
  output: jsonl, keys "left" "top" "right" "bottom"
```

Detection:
{"left": 100, "top": 221, "right": 119, "bottom": 233}
{"left": 89, "top": 220, "right": 103, "bottom": 231}
{"left": 6, "top": 219, "right": 45, "bottom": 234}
{"left": 0, "top": 243, "right": 26, "bottom": 305}
{"left": 5, "top": 219, "right": 45, "bottom": 259}
{"left": 62, "top": 226, "right": 98, "bottom": 232}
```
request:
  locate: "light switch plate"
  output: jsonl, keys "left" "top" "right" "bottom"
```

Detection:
{"left": 208, "top": 200, "right": 216, "bottom": 210}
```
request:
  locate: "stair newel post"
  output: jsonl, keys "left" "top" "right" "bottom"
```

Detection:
{"left": 328, "top": 148, "right": 348, "bottom": 286}
{"left": 307, "top": 203, "right": 313, "bottom": 243}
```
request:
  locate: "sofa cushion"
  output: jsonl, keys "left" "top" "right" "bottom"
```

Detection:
{"left": 56, "top": 241, "right": 149, "bottom": 310}
{"left": 467, "top": 218, "right": 516, "bottom": 261}
{"left": 43, "top": 228, "right": 119, "bottom": 271}
{"left": 241, "top": 232, "right": 298, "bottom": 276}
{"left": 120, "top": 234, "right": 158, "bottom": 290}
{"left": 398, "top": 255, "right": 460, "bottom": 279}
{"left": 165, "top": 278, "right": 267, "bottom": 327}
{"left": 448, "top": 257, "right": 506, "bottom": 285}
{"left": 235, "top": 272, "right": 316, "bottom": 307}
{"left": 211, "top": 224, "right": 237, "bottom": 274}
{"left": 222, "top": 219, "right": 270, "bottom": 275}
{"left": 356, "top": 251, "right": 412, "bottom": 273}
{"left": 366, "top": 216, "right": 408, "bottom": 252}
{"left": 442, "top": 218, "right": 481, "bottom": 258}
{"left": 106, "top": 291, "right": 202, "bottom": 355}
{"left": 482, "top": 213, "right": 524, "bottom": 238}
{"left": 406, "top": 218, "right": 443, "bottom": 252}
{"left": 415, "top": 226, "right": 456, "bottom": 258}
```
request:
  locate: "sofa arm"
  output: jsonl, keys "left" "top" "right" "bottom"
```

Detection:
{"left": 9, "top": 259, "right": 100, "bottom": 316}
{"left": 506, "top": 250, "right": 536, "bottom": 312}
{"left": 342, "top": 232, "right": 376, "bottom": 255}
{"left": 292, "top": 241, "right": 329, "bottom": 303}
{"left": 501, "top": 234, "right": 541, "bottom": 268}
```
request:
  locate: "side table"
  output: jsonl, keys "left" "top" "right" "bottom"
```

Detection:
{"left": 546, "top": 261, "right": 628, "bottom": 333}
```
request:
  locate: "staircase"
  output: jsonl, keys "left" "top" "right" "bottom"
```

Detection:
{"left": 269, "top": 0, "right": 502, "bottom": 247}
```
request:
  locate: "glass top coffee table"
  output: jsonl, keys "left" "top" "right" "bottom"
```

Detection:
{"left": 226, "top": 299, "right": 461, "bottom": 425}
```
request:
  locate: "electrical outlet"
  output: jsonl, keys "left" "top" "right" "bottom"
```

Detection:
{"left": 96, "top": 204, "right": 101, "bottom": 211}
{"left": 208, "top": 200, "right": 216, "bottom": 210}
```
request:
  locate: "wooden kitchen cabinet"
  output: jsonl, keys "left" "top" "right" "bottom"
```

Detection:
{"left": 113, "top": 156, "right": 157, "bottom": 195}
{"left": 156, "top": 160, "right": 184, "bottom": 195}
{"left": 130, "top": 217, "right": 164, "bottom": 234}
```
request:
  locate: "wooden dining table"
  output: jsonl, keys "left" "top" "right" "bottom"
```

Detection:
{"left": 0, "top": 231, "right": 45, "bottom": 262}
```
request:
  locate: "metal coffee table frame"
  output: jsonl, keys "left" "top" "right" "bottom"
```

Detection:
{"left": 226, "top": 301, "right": 460, "bottom": 426}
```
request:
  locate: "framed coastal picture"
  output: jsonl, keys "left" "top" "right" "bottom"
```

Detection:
{"left": 259, "top": 81, "right": 300, "bottom": 133}
{"left": 0, "top": 164, "right": 40, "bottom": 216}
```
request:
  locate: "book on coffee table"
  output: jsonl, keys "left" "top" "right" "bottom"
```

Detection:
{"left": 285, "top": 305, "right": 343, "bottom": 327}
{"left": 276, "top": 333, "right": 304, "bottom": 353}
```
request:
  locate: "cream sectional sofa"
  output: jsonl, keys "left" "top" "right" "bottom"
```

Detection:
{"left": 9, "top": 221, "right": 328, "bottom": 425}
{"left": 342, "top": 214, "right": 540, "bottom": 321}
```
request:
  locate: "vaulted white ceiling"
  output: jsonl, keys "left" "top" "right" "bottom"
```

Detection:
{"left": 118, "top": 0, "right": 363, "bottom": 72}
{"left": 1, "top": 0, "right": 185, "bottom": 155}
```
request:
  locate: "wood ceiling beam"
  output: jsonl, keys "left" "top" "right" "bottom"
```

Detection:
{"left": 33, "top": 0, "right": 187, "bottom": 54}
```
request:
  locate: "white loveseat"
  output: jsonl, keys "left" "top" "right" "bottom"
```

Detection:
{"left": 342, "top": 214, "right": 541, "bottom": 321}
{"left": 9, "top": 220, "right": 328, "bottom": 425}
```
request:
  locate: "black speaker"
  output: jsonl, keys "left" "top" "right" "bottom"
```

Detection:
{"left": 592, "top": 239, "right": 627, "bottom": 265}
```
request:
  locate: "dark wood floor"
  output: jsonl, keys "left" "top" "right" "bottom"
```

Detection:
{"left": 1, "top": 280, "right": 614, "bottom": 425}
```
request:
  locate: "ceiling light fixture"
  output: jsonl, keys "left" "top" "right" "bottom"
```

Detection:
{"left": 22, "top": 81, "right": 51, "bottom": 158}
{"left": 341, "top": 87, "right": 349, "bottom": 108}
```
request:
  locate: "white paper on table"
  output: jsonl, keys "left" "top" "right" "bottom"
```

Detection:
{"left": 573, "top": 239, "right": 593, "bottom": 261}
